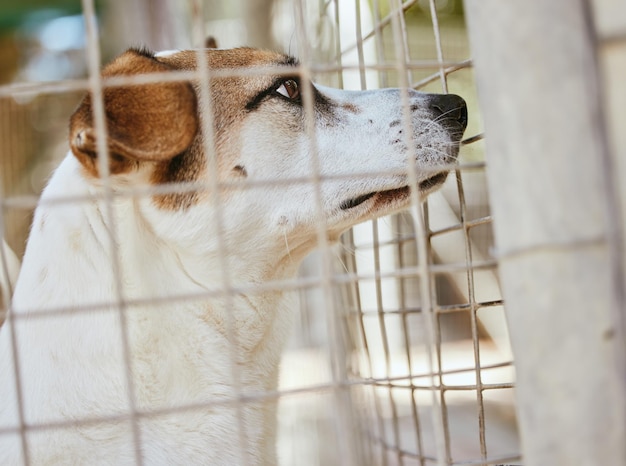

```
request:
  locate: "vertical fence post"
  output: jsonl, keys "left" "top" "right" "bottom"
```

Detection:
{"left": 463, "top": 1, "right": 626, "bottom": 465}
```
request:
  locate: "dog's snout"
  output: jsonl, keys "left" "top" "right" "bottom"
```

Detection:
{"left": 427, "top": 94, "right": 468, "bottom": 128}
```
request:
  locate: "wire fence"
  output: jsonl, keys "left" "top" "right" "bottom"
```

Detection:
{"left": 326, "top": 1, "right": 518, "bottom": 464}
{"left": 0, "top": 0, "right": 533, "bottom": 465}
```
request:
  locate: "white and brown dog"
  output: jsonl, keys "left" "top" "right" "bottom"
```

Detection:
{"left": 0, "top": 46, "right": 466, "bottom": 465}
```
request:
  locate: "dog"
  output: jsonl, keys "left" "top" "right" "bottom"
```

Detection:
{"left": 0, "top": 46, "right": 467, "bottom": 465}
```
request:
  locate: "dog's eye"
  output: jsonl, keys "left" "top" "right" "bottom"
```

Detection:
{"left": 276, "top": 79, "right": 300, "bottom": 101}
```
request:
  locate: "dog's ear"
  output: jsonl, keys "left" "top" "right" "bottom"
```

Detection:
{"left": 70, "top": 48, "right": 198, "bottom": 176}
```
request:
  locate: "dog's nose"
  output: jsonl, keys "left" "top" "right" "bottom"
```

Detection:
{"left": 428, "top": 94, "right": 468, "bottom": 128}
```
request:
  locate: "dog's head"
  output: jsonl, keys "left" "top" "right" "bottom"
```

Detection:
{"left": 69, "top": 47, "right": 466, "bottom": 260}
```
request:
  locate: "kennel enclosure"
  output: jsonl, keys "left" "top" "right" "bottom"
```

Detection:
{"left": 0, "top": 0, "right": 624, "bottom": 465}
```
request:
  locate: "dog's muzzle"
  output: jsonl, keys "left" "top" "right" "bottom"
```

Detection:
{"left": 426, "top": 93, "right": 468, "bottom": 133}
{"left": 414, "top": 93, "right": 468, "bottom": 191}
{"left": 339, "top": 93, "right": 468, "bottom": 211}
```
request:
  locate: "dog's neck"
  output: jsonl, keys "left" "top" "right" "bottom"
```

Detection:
{"left": 6, "top": 156, "right": 294, "bottom": 462}
{"left": 106, "top": 156, "right": 303, "bottom": 282}
{"left": 14, "top": 154, "right": 302, "bottom": 355}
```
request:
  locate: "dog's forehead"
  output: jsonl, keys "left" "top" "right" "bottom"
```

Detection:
{"left": 156, "top": 48, "right": 297, "bottom": 77}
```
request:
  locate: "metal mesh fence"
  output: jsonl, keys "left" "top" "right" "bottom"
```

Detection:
{"left": 0, "top": 1, "right": 522, "bottom": 465}
{"left": 325, "top": 1, "right": 519, "bottom": 464}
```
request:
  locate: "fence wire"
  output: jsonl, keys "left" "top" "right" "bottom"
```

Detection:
{"left": 0, "top": 1, "right": 520, "bottom": 465}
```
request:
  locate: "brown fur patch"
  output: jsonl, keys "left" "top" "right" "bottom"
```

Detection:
{"left": 157, "top": 48, "right": 294, "bottom": 134}
{"left": 232, "top": 165, "right": 248, "bottom": 177}
{"left": 205, "top": 37, "right": 218, "bottom": 49}
{"left": 341, "top": 102, "right": 360, "bottom": 114}
{"left": 149, "top": 48, "right": 296, "bottom": 210}
{"left": 69, "top": 49, "right": 199, "bottom": 178}
{"left": 71, "top": 47, "right": 301, "bottom": 210}
{"left": 150, "top": 138, "right": 206, "bottom": 210}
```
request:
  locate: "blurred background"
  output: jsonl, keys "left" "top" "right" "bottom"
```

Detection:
{"left": 2, "top": 1, "right": 625, "bottom": 465}
{"left": 0, "top": 1, "right": 518, "bottom": 465}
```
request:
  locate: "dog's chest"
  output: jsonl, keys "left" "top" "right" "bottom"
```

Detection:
{"left": 128, "top": 290, "right": 294, "bottom": 401}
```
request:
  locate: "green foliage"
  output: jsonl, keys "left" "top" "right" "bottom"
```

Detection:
{"left": 0, "top": 0, "right": 96, "bottom": 31}
{"left": 370, "top": 0, "right": 464, "bottom": 21}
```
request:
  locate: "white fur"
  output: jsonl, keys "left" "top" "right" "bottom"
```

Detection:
{"left": 0, "top": 52, "right": 464, "bottom": 465}
{"left": 0, "top": 156, "right": 295, "bottom": 465}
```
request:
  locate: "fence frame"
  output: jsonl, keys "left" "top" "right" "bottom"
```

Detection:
{"left": 464, "top": 1, "right": 626, "bottom": 464}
